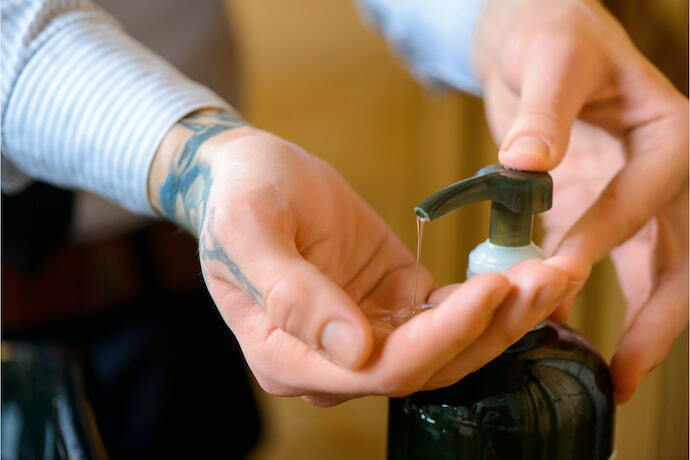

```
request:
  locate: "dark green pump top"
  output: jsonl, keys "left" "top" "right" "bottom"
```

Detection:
{"left": 414, "top": 164, "right": 553, "bottom": 247}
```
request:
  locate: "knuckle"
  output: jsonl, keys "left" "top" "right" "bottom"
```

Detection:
{"left": 301, "top": 395, "right": 347, "bottom": 408}
{"left": 498, "top": 321, "right": 524, "bottom": 347}
{"left": 600, "top": 185, "right": 647, "bottom": 239}
{"left": 472, "top": 272, "right": 509, "bottom": 296}
{"left": 380, "top": 375, "right": 421, "bottom": 398}
{"left": 265, "top": 277, "right": 307, "bottom": 335}
{"left": 516, "top": 108, "right": 563, "bottom": 135}
{"left": 254, "top": 374, "right": 294, "bottom": 398}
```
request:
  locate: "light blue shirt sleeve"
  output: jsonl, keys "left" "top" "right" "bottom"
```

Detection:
{"left": 358, "top": 0, "right": 486, "bottom": 96}
{"left": 1, "top": 0, "right": 232, "bottom": 215}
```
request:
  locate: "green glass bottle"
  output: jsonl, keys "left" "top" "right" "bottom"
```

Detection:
{"left": 387, "top": 165, "right": 615, "bottom": 460}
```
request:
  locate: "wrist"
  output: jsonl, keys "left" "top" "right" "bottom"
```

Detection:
{"left": 147, "top": 108, "right": 261, "bottom": 235}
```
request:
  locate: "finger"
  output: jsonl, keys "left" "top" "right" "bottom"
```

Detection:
{"left": 610, "top": 268, "right": 688, "bottom": 404}
{"left": 498, "top": 29, "right": 603, "bottom": 171}
{"left": 555, "top": 108, "right": 688, "bottom": 266}
{"left": 430, "top": 256, "right": 588, "bottom": 324}
{"left": 202, "top": 203, "right": 373, "bottom": 369}
{"left": 424, "top": 260, "right": 570, "bottom": 389}
{"left": 544, "top": 254, "right": 591, "bottom": 322}
{"left": 227, "top": 273, "right": 509, "bottom": 398}
{"left": 430, "top": 256, "right": 589, "bottom": 324}
{"left": 370, "top": 273, "right": 511, "bottom": 396}
{"left": 610, "top": 189, "right": 688, "bottom": 403}
{"left": 427, "top": 283, "right": 463, "bottom": 305}
{"left": 609, "top": 219, "right": 657, "bottom": 327}
{"left": 549, "top": 290, "right": 579, "bottom": 324}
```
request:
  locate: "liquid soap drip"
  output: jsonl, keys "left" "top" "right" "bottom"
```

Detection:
{"left": 408, "top": 217, "right": 426, "bottom": 312}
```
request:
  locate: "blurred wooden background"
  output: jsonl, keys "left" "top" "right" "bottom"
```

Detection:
{"left": 223, "top": 1, "right": 689, "bottom": 458}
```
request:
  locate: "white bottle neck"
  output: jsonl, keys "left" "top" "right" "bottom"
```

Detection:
{"left": 467, "top": 239, "right": 546, "bottom": 331}
{"left": 467, "top": 239, "right": 544, "bottom": 279}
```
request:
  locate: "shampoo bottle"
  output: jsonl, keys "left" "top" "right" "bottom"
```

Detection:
{"left": 387, "top": 165, "right": 615, "bottom": 460}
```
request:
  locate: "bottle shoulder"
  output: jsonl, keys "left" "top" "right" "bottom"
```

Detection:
{"left": 389, "top": 322, "right": 616, "bottom": 459}
{"left": 404, "top": 320, "right": 614, "bottom": 417}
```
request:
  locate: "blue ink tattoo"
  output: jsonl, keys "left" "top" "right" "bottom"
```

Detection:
{"left": 158, "top": 110, "right": 262, "bottom": 302}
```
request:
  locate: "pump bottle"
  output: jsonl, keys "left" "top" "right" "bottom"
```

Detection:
{"left": 387, "top": 165, "right": 615, "bottom": 460}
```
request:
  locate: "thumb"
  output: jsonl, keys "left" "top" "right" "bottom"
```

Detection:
{"left": 202, "top": 206, "right": 373, "bottom": 369}
{"left": 498, "top": 33, "right": 601, "bottom": 171}
{"left": 262, "top": 254, "right": 373, "bottom": 369}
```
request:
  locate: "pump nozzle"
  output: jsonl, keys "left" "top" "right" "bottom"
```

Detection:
{"left": 415, "top": 165, "right": 552, "bottom": 247}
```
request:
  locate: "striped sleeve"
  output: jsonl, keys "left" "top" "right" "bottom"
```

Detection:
{"left": 1, "top": 0, "right": 231, "bottom": 215}
{"left": 358, "top": 0, "right": 486, "bottom": 96}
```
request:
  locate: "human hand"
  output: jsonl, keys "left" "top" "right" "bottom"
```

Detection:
{"left": 148, "top": 110, "right": 582, "bottom": 406}
{"left": 474, "top": 0, "right": 688, "bottom": 403}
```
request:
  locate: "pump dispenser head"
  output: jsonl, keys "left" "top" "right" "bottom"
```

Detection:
{"left": 415, "top": 164, "right": 552, "bottom": 247}
{"left": 416, "top": 164, "right": 553, "bottom": 277}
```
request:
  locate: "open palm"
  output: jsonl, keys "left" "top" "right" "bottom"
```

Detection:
{"left": 198, "top": 134, "right": 576, "bottom": 406}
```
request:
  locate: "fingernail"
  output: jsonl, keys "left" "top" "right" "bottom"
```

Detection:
{"left": 505, "top": 136, "right": 550, "bottom": 158}
{"left": 534, "top": 284, "right": 568, "bottom": 311}
{"left": 321, "top": 320, "right": 361, "bottom": 368}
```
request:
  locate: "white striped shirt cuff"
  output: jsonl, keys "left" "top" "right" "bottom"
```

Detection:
{"left": 2, "top": 12, "right": 230, "bottom": 215}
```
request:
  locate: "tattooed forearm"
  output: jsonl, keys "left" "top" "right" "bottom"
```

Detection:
{"left": 199, "top": 208, "right": 263, "bottom": 304}
{"left": 158, "top": 110, "right": 245, "bottom": 233}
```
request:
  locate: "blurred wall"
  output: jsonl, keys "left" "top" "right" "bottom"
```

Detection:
{"left": 224, "top": 1, "right": 689, "bottom": 459}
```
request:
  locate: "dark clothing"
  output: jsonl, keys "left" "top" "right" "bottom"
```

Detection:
{"left": 2, "top": 194, "right": 262, "bottom": 459}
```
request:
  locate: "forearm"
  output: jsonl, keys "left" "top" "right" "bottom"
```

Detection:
{"left": 2, "top": 0, "right": 232, "bottom": 214}
{"left": 147, "top": 109, "right": 263, "bottom": 235}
